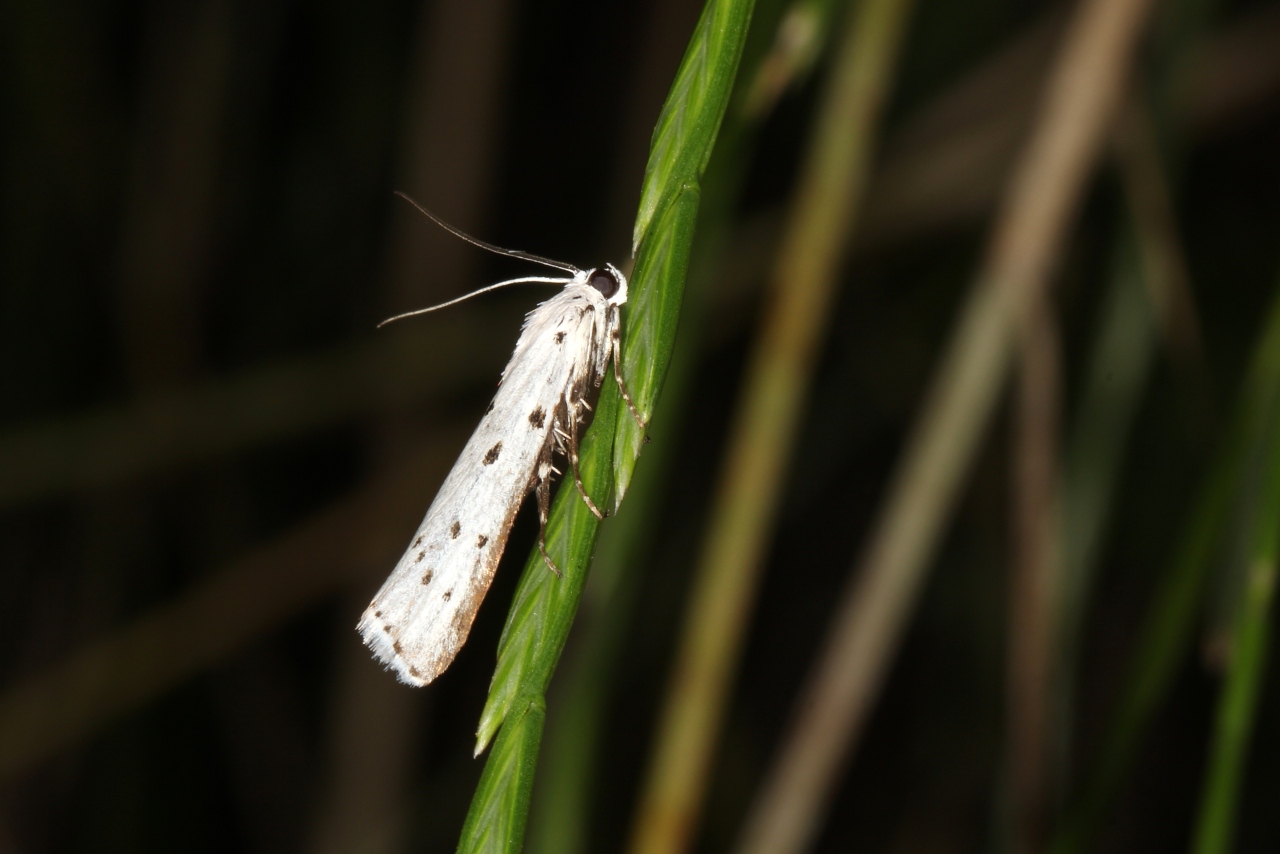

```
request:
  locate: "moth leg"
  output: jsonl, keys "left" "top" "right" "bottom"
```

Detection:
{"left": 535, "top": 449, "right": 562, "bottom": 577}
{"left": 566, "top": 403, "right": 604, "bottom": 520}
{"left": 610, "top": 327, "right": 645, "bottom": 428}
{"left": 538, "top": 539, "right": 561, "bottom": 577}
{"left": 551, "top": 401, "right": 572, "bottom": 456}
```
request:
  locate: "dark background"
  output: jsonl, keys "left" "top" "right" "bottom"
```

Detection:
{"left": 2, "top": 0, "right": 1280, "bottom": 851}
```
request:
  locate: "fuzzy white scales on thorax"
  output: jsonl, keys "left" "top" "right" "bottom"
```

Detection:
{"left": 358, "top": 265, "right": 628, "bottom": 686}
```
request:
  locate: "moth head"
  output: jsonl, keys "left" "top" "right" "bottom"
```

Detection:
{"left": 586, "top": 264, "right": 627, "bottom": 306}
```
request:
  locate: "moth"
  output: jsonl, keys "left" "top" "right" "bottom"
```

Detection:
{"left": 358, "top": 193, "right": 642, "bottom": 686}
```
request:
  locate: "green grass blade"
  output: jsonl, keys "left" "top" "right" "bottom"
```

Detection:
{"left": 1190, "top": 474, "right": 1280, "bottom": 854}
{"left": 456, "top": 2, "right": 756, "bottom": 849}
{"left": 1052, "top": 279, "right": 1280, "bottom": 854}
{"left": 526, "top": 0, "right": 823, "bottom": 840}
{"left": 476, "top": 0, "right": 755, "bottom": 753}
{"left": 455, "top": 697, "right": 546, "bottom": 854}
{"left": 631, "top": 0, "right": 755, "bottom": 254}
{"left": 1188, "top": 282, "right": 1280, "bottom": 854}
{"left": 612, "top": 187, "right": 700, "bottom": 505}
{"left": 471, "top": 186, "right": 700, "bottom": 756}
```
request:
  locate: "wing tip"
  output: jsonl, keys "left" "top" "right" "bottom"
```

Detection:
{"left": 356, "top": 608, "right": 431, "bottom": 688}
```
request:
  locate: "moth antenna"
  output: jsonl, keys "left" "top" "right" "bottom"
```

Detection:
{"left": 377, "top": 275, "right": 574, "bottom": 327}
{"left": 394, "top": 191, "right": 578, "bottom": 273}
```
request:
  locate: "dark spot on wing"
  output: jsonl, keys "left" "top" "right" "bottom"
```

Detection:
{"left": 483, "top": 442, "right": 502, "bottom": 465}
{"left": 555, "top": 331, "right": 566, "bottom": 344}
{"left": 421, "top": 569, "right": 434, "bottom": 585}
{"left": 413, "top": 535, "right": 423, "bottom": 547}
{"left": 416, "top": 550, "right": 425, "bottom": 562}
{"left": 409, "top": 665, "right": 423, "bottom": 679}
{"left": 529, "top": 406, "right": 545, "bottom": 428}
{"left": 443, "top": 590, "right": 452, "bottom": 602}
{"left": 477, "top": 535, "right": 488, "bottom": 548}
{"left": 393, "top": 640, "right": 403, "bottom": 655}
{"left": 450, "top": 520, "right": 461, "bottom": 538}
{"left": 611, "top": 328, "right": 620, "bottom": 340}
{"left": 374, "top": 610, "right": 382, "bottom": 618}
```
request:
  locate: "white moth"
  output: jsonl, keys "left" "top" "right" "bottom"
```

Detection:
{"left": 358, "top": 194, "right": 641, "bottom": 686}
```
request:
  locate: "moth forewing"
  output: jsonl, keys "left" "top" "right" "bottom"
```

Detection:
{"left": 358, "top": 265, "right": 629, "bottom": 686}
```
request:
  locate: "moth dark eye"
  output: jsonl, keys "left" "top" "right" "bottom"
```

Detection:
{"left": 588, "top": 268, "right": 619, "bottom": 299}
